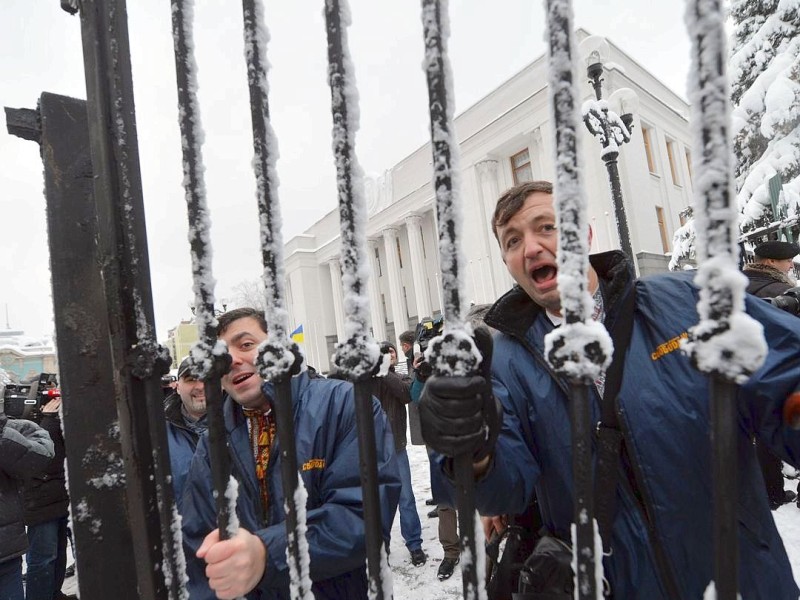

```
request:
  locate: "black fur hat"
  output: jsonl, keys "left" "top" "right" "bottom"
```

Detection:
{"left": 754, "top": 241, "right": 800, "bottom": 260}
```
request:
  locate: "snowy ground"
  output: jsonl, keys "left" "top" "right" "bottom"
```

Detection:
{"left": 60, "top": 442, "right": 800, "bottom": 598}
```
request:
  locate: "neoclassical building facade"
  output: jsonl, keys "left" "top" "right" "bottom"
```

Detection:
{"left": 285, "top": 31, "right": 694, "bottom": 372}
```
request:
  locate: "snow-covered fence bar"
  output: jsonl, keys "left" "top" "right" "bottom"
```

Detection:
{"left": 420, "top": 1, "right": 485, "bottom": 598}
{"left": 541, "top": 1, "right": 612, "bottom": 598}
{"left": 239, "top": 0, "right": 312, "bottom": 596}
{"left": 169, "top": 0, "right": 234, "bottom": 572}
{"left": 681, "top": 0, "right": 767, "bottom": 598}
{"left": 322, "top": 1, "right": 391, "bottom": 598}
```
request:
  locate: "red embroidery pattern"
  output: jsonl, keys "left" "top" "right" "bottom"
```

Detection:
{"left": 243, "top": 408, "right": 276, "bottom": 521}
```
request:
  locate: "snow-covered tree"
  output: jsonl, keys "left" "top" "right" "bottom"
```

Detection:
{"left": 731, "top": 0, "right": 800, "bottom": 230}
{"left": 669, "top": 207, "right": 697, "bottom": 270}
{"left": 230, "top": 278, "right": 268, "bottom": 313}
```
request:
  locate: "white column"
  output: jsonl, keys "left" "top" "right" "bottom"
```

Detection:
{"left": 382, "top": 227, "right": 407, "bottom": 342}
{"left": 327, "top": 259, "right": 346, "bottom": 342}
{"left": 475, "top": 159, "right": 510, "bottom": 297}
{"left": 404, "top": 214, "right": 432, "bottom": 320}
{"left": 530, "top": 127, "right": 546, "bottom": 178}
{"left": 367, "top": 239, "right": 387, "bottom": 341}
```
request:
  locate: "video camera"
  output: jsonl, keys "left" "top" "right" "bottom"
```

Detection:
{"left": 767, "top": 286, "right": 800, "bottom": 316}
{"left": 2, "top": 373, "right": 60, "bottom": 421}
{"left": 413, "top": 316, "right": 444, "bottom": 381}
{"left": 415, "top": 316, "right": 444, "bottom": 352}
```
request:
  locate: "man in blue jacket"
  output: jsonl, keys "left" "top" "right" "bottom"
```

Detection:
{"left": 181, "top": 308, "right": 400, "bottom": 600}
{"left": 165, "top": 355, "right": 208, "bottom": 592}
{"left": 420, "top": 181, "right": 800, "bottom": 599}
{"left": 165, "top": 356, "right": 207, "bottom": 506}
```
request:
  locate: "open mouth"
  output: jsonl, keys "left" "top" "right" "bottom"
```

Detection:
{"left": 232, "top": 372, "right": 255, "bottom": 385}
{"left": 531, "top": 265, "right": 557, "bottom": 284}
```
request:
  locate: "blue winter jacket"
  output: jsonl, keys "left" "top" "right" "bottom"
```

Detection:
{"left": 181, "top": 371, "right": 401, "bottom": 599}
{"left": 448, "top": 251, "right": 800, "bottom": 599}
{"left": 164, "top": 392, "right": 206, "bottom": 508}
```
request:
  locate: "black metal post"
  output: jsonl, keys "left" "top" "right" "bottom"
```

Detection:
{"left": 6, "top": 94, "right": 140, "bottom": 600}
{"left": 569, "top": 383, "right": 595, "bottom": 598}
{"left": 711, "top": 378, "right": 738, "bottom": 600}
{"left": 323, "top": 1, "right": 389, "bottom": 597}
{"left": 73, "top": 1, "right": 182, "bottom": 597}
{"left": 169, "top": 0, "right": 235, "bottom": 543}
{"left": 236, "top": 1, "right": 312, "bottom": 586}
{"left": 420, "top": 2, "right": 484, "bottom": 598}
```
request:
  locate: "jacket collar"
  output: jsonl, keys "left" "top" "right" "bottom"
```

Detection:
{"left": 164, "top": 392, "right": 186, "bottom": 426}
{"left": 743, "top": 262, "right": 794, "bottom": 286}
{"left": 485, "top": 250, "right": 634, "bottom": 339}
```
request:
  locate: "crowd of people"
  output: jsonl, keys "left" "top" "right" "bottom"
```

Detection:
{"left": 3, "top": 179, "right": 800, "bottom": 600}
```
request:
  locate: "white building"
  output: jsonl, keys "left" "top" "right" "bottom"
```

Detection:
{"left": 284, "top": 30, "right": 694, "bottom": 372}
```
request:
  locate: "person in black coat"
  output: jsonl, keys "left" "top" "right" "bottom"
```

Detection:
{"left": 23, "top": 393, "right": 70, "bottom": 600}
{"left": 375, "top": 342, "right": 426, "bottom": 567}
{"left": 0, "top": 397, "right": 54, "bottom": 600}
{"left": 743, "top": 240, "right": 798, "bottom": 298}
{"left": 743, "top": 240, "right": 800, "bottom": 508}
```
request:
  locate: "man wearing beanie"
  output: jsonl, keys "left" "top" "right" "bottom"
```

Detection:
{"left": 165, "top": 356, "right": 208, "bottom": 507}
{"left": 743, "top": 239, "right": 800, "bottom": 509}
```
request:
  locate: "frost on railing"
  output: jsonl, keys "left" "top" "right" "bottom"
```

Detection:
{"left": 681, "top": 0, "right": 767, "bottom": 382}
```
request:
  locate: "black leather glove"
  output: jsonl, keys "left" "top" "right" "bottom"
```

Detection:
{"left": 419, "top": 327, "right": 501, "bottom": 460}
{"left": 415, "top": 360, "right": 432, "bottom": 381}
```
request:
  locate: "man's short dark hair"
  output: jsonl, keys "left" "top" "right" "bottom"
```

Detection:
{"left": 399, "top": 330, "right": 415, "bottom": 346}
{"left": 216, "top": 307, "right": 268, "bottom": 337}
{"left": 492, "top": 180, "right": 553, "bottom": 241}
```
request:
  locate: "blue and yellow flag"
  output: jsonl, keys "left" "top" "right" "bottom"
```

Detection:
{"left": 290, "top": 324, "right": 304, "bottom": 343}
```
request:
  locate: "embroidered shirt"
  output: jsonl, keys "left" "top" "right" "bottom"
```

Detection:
{"left": 243, "top": 408, "right": 276, "bottom": 522}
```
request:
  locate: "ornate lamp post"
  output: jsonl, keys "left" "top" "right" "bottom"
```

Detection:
{"left": 579, "top": 35, "right": 639, "bottom": 262}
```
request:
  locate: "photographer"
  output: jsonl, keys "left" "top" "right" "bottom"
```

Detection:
{"left": 22, "top": 379, "right": 72, "bottom": 600}
{"left": 0, "top": 372, "right": 54, "bottom": 600}
{"left": 743, "top": 240, "right": 800, "bottom": 508}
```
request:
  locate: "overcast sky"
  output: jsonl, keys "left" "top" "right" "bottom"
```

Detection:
{"left": 0, "top": 0, "right": 692, "bottom": 342}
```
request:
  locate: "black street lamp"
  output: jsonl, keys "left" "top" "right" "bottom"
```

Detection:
{"left": 579, "top": 35, "right": 638, "bottom": 263}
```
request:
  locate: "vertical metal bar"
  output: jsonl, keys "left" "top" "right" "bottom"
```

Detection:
{"left": 169, "top": 0, "right": 234, "bottom": 546}
{"left": 419, "top": 2, "right": 483, "bottom": 598}
{"left": 74, "top": 1, "right": 182, "bottom": 597}
{"left": 569, "top": 384, "right": 596, "bottom": 599}
{"left": 711, "top": 379, "right": 738, "bottom": 600}
{"left": 542, "top": 0, "right": 612, "bottom": 597}
{"left": 239, "top": 0, "right": 312, "bottom": 595}
{"left": 683, "top": 0, "right": 767, "bottom": 597}
{"left": 323, "top": 1, "right": 389, "bottom": 598}
{"left": 6, "top": 93, "right": 140, "bottom": 600}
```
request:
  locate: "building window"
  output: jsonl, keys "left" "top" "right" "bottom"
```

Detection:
{"left": 402, "top": 287, "right": 410, "bottom": 319}
{"left": 420, "top": 226, "right": 426, "bottom": 259}
{"left": 666, "top": 140, "right": 680, "bottom": 185}
{"left": 375, "top": 246, "right": 382, "bottom": 276}
{"left": 642, "top": 126, "right": 657, "bottom": 174}
{"left": 656, "top": 205, "right": 669, "bottom": 253}
{"left": 396, "top": 237, "right": 403, "bottom": 268}
{"left": 511, "top": 149, "right": 533, "bottom": 184}
{"left": 685, "top": 150, "right": 693, "bottom": 184}
{"left": 381, "top": 294, "right": 388, "bottom": 323}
